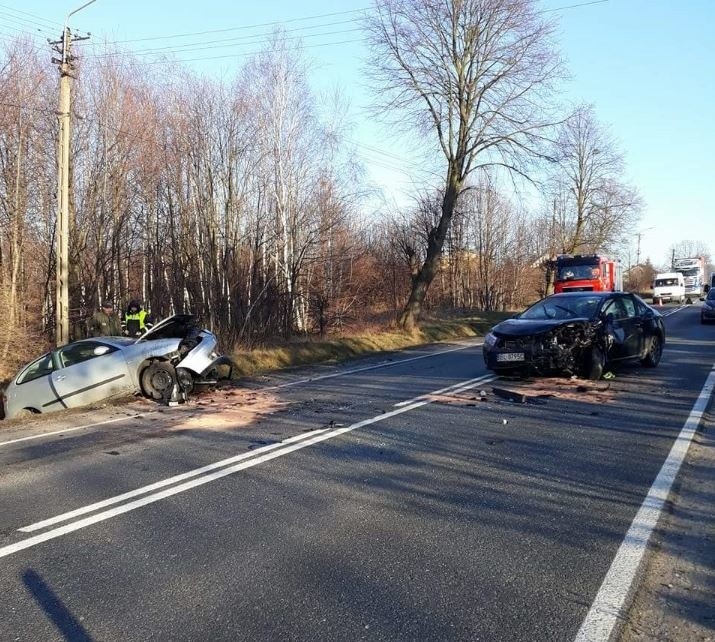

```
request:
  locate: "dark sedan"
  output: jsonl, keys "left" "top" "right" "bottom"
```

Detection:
{"left": 701, "top": 288, "right": 715, "bottom": 324}
{"left": 483, "top": 292, "right": 665, "bottom": 380}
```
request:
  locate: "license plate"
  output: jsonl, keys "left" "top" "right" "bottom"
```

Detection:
{"left": 496, "top": 352, "right": 525, "bottom": 362}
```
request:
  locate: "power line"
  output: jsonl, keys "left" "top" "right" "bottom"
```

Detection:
{"left": 0, "top": 18, "right": 53, "bottom": 40}
{"left": 77, "top": 0, "right": 607, "bottom": 67}
{"left": 98, "top": 38, "right": 366, "bottom": 67}
{"left": 88, "top": 23, "right": 363, "bottom": 59}
{"left": 106, "top": 7, "right": 369, "bottom": 45}
{"left": 0, "top": 3, "right": 63, "bottom": 29}
{"left": 540, "top": 0, "right": 609, "bottom": 14}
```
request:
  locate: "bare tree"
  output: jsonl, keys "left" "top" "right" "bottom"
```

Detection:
{"left": 548, "top": 105, "right": 641, "bottom": 255}
{"left": 666, "top": 240, "right": 711, "bottom": 266}
{"left": 365, "top": 0, "right": 561, "bottom": 328}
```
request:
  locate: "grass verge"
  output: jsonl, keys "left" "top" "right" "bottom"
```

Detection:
{"left": 230, "top": 311, "right": 509, "bottom": 378}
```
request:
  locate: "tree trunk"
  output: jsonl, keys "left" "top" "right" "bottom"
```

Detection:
{"left": 399, "top": 173, "right": 460, "bottom": 330}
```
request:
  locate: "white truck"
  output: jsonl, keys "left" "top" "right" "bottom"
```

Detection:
{"left": 672, "top": 256, "right": 706, "bottom": 303}
{"left": 652, "top": 272, "right": 685, "bottom": 305}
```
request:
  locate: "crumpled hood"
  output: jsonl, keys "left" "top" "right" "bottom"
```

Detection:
{"left": 135, "top": 314, "right": 198, "bottom": 343}
{"left": 491, "top": 317, "right": 592, "bottom": 338}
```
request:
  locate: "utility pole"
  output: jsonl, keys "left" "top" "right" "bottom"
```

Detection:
{"left": 49, "top": 1, "right": 94, "bottom": 346}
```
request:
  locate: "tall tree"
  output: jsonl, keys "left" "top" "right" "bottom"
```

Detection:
{"left": 548, "top": 105, "right": 641, "bottom": 256}
{"left": 365, "top": 0, "right": 561, "bottom": 328}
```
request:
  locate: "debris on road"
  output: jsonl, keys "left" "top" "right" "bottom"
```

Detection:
{"left": 431, "top": 377, "right": 615, "bottom": 407}
{"left": 130, "top": 383, "right": 289, "bottom": 432}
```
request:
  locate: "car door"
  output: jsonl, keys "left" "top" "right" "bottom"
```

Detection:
{"left": 48, "top": 341, "right": 133, "bottom": 411}
{"left": 601, "top": 296, "right": 643, "bottom": 361}
{"left": 619, "top": 295, "right": 645, "bottom": 358}
{"left": 7, "top": 353, "right": 59, "bottom": 415}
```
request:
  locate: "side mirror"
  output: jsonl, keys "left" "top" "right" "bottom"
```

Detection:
{"left": 93, "top": 346, "right": 111, "bottom": 356}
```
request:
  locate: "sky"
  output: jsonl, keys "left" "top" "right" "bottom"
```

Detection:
{"left": 6, "top": 0, "right": 714, "bottom": 269}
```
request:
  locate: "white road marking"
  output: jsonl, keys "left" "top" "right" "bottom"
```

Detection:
{"left": 19, "top": 428, "right": 332, "bottom": 533}
{"left": 661, "top": 305, "right": 688, "bottom": 317}
{"left": 574, "top": 364, "right": 715, "bottom": 642}
{"left": 0, "top": 413, "right": 155, "bottom": 449}
{"left": 2, "top": 375, "right": 489, "bottom": 559}
{"left": 265, "top": 341, "right": 483, "bottom": 390}
{"left": 394, "top": 374, "right": 496, "bottom": 407}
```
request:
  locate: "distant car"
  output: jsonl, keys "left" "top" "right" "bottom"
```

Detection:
{"left": 483, "top": 292, "right": 665, "bottom": 380}
{"left": 701, "top": 288, "right": 715, "bottom": 324}
{"left": 1, "top": 315, "right": 232, "bottom": 420}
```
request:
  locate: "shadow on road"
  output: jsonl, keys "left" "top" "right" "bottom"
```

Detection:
{"left": 22, "top": 569, "right": 94, "bottom": 642}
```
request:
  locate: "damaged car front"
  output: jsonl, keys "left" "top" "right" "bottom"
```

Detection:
{"left": 126, "top": 314, "right": 234, "bottom": 401}
{"left": 483, "top": 292, "right": 665, "bottom": 380}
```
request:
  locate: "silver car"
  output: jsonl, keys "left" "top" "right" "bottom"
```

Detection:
{"left": 1, "top": 315, "right": 232, "bottom": 420}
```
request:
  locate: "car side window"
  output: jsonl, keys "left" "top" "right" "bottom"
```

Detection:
{"left": 58, "top": 342, "right": 116, "bottom": 368}
{"left": 633, "top": 297, "right": 649, "bottom": 315}
{"left": 621, "top": 297, "right": 637, "bottom": 318}
{"left": 17, "top": 354, "right": 55, "bottom": 384}
{"left": 602, "top": 298, "right": 627, "bottom": 321}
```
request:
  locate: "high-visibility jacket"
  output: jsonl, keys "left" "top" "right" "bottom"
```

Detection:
{"left": 125, "top": 309, "right": 149, "bottom": 337}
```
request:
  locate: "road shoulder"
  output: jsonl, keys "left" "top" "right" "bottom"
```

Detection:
{"left": 621, "top": 409, "right": 715, "bottom": 641}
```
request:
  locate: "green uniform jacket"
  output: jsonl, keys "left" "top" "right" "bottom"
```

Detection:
{"left": 87, "top": 310, "right": 123, "bottom": 337}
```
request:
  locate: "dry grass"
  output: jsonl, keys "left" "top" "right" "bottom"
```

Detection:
{"left": 230, "top": 311, "right": 509, "bottom": 377}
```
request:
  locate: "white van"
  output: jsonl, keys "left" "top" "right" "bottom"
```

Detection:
{"left": 652, "top": 272, "right": 685, "bottom": 304}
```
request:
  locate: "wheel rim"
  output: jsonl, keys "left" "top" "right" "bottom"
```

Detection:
{"left": 650, "top": 336, "right": 662, "bottom": 362}
{"left": 146, "top": 367, "right": 173, "bottom": 397}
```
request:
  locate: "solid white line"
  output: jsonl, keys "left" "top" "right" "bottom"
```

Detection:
{"left": 265, "top": 341, "right": 483, "bottom": 390}
{"left": 19, "top": 427, "right": 332, "bottom": 533}
{"left": 3, "top": 375, "right": 488, "bottom": 559}
{"left": 393, "top": 374, "right": 495, "bottom": 407}
{"left": 0, "top": 413, "right": 155, "bottom": 448}
{"left": 574, "top": 364, "right": 715, "bottom": 642}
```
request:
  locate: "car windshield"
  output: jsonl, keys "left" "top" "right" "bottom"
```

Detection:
{"left": 557, "top": 265, "right": 599, "bottom": 281}
{"left": 655, "top": 278, "right": 679, "bottom": 287}
{"left": 520, "top": 295, "right": 602, "bottom": 321}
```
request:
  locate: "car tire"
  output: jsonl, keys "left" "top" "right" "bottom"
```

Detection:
{"left": 641, "top": 335, "right": 663, "bottom": 367}
{"left": 585, "top": 346, "right": 606, "bottom": 380}
{"left": 140, "top": 361, "right": 177, "bottom": 400}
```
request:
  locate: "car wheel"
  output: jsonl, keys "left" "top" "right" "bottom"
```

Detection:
{"left": 140, "top": 361, "right": 177, "bottom": 400}
{"left": 585, "top": 346, "right": 606, "bottom": 380}
{"left": 641, "top": 335, "right": 663, "bottom": 367}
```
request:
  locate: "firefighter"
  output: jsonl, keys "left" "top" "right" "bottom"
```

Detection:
{"left": 87, "top": 301, "right": 123, "bottom": 337}
{"left": 123, "top": 300, "right": 153, "bottom": 337}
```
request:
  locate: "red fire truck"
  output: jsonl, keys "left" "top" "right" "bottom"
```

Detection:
{"left": 553, "top": 254, "right": 623, "bottom": 293}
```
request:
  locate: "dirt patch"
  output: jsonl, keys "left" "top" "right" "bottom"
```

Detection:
{"left": 126, "top": 385, "right": 288, "bottom": 432}
{"left": 431, "top": 377, "right": 615, "bottom": 406}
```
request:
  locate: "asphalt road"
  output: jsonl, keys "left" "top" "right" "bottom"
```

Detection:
{"left": 0, "top": 303, "right": 713, "bottom": 642}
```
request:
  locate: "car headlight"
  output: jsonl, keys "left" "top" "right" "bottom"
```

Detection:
{"left": 484, "top": 332, "right": 498, "bottom": 348}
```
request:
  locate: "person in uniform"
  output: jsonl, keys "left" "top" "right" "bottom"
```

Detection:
{"left": 87, "top": 301, "right": 123, "bottom": 337}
